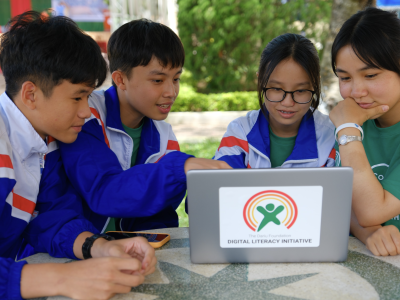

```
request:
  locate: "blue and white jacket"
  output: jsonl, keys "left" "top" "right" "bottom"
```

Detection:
{"left": 58, "top": 86, "right": 192, "bottom": 232}
{"left": 214, "top": 109, "right": 336, "bottom": 168}
{"left": 0, "top": 93, "right": 98, "bottom": 300}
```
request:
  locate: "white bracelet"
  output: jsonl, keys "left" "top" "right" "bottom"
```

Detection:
{"left": 335, "top": 123, "right": 364, "bottom": 142}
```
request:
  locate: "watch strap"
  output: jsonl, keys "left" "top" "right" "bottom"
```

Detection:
{"left": 335, "top": 123, "right": 364, "bottom": 142}
{"left": 82, "top": 234, "right": 115, "bottom": 259}
{"left": 339, "top": 135, "right": 362, "bottom": 145}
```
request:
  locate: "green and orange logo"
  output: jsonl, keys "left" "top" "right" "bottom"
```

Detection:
{"left": 243, "top": 190, "right": 298, "bottom": 232}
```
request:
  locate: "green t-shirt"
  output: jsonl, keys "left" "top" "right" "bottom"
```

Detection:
{"left": 122, "top": 122, "right": 143, "bottom": 168}
{"left": 335, "top": 119, "right": 400, "bottom": 229}
{"left": 269, "top": 126, "right": 297, "bottom": 168}
{"left": 104, "top": 122, "right": 143, "bottom": 233}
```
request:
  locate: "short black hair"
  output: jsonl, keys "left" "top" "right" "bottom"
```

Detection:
{"left": 332, "top": 7, "right": 400, "bottom": 77}
{"left": 108, "top": 19, "right": 184, "bottom": 86}
{"left": 0, "top": 11, "right": 107, "bottom": 98}
{"left": 257, "top": 33, "right": 321, "bottom": 116}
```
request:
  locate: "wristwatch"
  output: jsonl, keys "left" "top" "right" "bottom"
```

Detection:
{"left": 82, "top": 234, "right": 115, "bottom": 259}
{"left": 338, "top": 135, "right": 362, "bottom": 146}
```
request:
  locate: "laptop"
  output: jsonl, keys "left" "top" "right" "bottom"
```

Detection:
{"left": 187, "top": 167, "right": 353, "bottom": 263}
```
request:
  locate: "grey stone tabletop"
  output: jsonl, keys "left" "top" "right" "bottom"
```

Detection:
{"left": 26, "top": 227, "right": 400, "bottom": 300}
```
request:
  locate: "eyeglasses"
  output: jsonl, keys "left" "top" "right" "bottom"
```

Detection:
{"left": 262, "top": 88, "right": 315, "bottom": 104}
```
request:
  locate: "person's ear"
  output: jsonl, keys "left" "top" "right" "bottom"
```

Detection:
{"left": 112, "top": 70, "right": 127, "bottom": 91}
{"left": 20, "top": 81, "right": 38, "bottom": 110}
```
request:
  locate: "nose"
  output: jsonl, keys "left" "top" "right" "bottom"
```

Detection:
{"left": 350, "top": 79, "right": 368, "bottom": 99}
{"left": 163, "top": 81, "right": 177, "bottom": 99}
{"left": 281, "top": 92, "right": 295, "bottom": 106}
{"left": 78, "top": 98, "right": 92, "bottom": 119}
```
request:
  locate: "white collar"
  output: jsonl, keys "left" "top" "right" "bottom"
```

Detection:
{"left": 0, "top": 92, "right": 48, "bottom": 161}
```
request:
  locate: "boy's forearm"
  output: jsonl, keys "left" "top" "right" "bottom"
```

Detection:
{"left": 20, "top": 263, "right": 63, "bottom": 298}
{"left": 72, "top": 231, "right": 109, "bottom": 259}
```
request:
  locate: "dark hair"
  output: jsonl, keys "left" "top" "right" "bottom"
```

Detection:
{"left": 0, "top": 11, "right": 107, "bottom": 98}
{"left": 332, "top": 7, "right": 400, "bottom": 77}
{"left": 108, "top": 19, "right": 185, "bottom": 86}
{"left": 257, "top": 33, "right": 321, "bottom": 116}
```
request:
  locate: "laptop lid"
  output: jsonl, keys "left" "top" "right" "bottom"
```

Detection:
{"left": 187, "top": 167, "right": 353, "bottom": 263}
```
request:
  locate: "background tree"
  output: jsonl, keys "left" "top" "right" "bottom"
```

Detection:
{"left": 178, "top": 0, "right": 332, "bottom": 93}
{"left": 320, "top": 0, "right": 376, "bottom": 111}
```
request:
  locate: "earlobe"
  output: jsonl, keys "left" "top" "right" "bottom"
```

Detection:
{"left": 111, "top": 71, "right": 126, "bottom": 90}
{"left": 20, "top": 81, "right": 37, "bottom": 110}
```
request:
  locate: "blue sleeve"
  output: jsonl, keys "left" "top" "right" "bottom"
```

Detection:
{"left": 59, "top": 120, "right": 193, "bottom": 218}
{"left": 0, "top": 258, "right": 27, "bottom": 300}
{"left": 24, "top": 151, "right": 98, "bottom": 260}
{"left": 215, "top": 153, "right": 246, "bottom": 168}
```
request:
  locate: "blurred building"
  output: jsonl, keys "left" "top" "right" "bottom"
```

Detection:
{"left": 0, "top": 0, "right": 110, "bottom": 32}
{"left": 109, "top": 0, "right": 177, "bottom": 33}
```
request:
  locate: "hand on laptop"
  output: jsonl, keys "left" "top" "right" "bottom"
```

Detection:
{"left": 184, "top": 158, "right": 232, "bottom": 174}
{"left": 365, "top": 225, "right": 400, "bottom": 256}
{"left": 91, "top": 236, "right": 157, "bottom": 275}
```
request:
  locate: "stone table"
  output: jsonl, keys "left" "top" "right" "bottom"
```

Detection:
{"left": 27, "top": 227, "right": 400, "bottom": 300}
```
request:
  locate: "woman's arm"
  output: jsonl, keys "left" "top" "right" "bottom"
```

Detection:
{"left": 330, "top": 98, "right": 399, "bottom": 226}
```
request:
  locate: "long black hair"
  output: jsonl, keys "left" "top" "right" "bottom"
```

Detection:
{"left": 332, "top": 7, "right": 400, "bottom": 77}
{"left": 257, "top": 33, "right": 321, "bottom": 116}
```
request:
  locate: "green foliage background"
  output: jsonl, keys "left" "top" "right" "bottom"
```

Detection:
{"left": 178, "top": 0, "right": 332, "bottom": 93}
{"left": 173, "top": 83, "right": 259, "bottom": 112}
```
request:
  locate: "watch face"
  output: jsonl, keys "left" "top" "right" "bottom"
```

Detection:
{"left": 339, "top": 135, "right": 347, "bottom": 145}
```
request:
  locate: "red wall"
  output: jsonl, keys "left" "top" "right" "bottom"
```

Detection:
{"left": 11, "top": 0, "right": 32, "bottom": 17}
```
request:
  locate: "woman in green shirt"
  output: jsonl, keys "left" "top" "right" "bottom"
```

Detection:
{"left": 330, "top": 7, "right": 400, "bottom": 256}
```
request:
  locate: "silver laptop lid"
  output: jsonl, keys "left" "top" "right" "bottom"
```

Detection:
{"left": 188, "top": 167, "right": 353, "bottom": 263}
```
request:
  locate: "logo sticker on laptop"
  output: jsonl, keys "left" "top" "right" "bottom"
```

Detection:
{"left": 219, "top": 186, "right": 323, "bottom": 248}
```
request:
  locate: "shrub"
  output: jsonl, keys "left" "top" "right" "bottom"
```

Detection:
{"left": 174, "top": 84, "right": 258, "bottom": 112}
{"left": 178, "top": 0, "right": 332, "bottom": 93}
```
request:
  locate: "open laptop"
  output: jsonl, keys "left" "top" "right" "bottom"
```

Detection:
{"left": 187, "top": 167, "right": 353, "bottom": 263}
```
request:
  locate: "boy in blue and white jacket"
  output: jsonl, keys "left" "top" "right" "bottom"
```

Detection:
{"left": 58, "top": 19, "right": 230, "bottom": 233}
{"left": 0, "top": 12, "right": 156, "bottom": 300}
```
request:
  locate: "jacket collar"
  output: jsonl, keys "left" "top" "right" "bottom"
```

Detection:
{"left": 247, "top": 109, "right": 318, "bottom": 162}
{"left": 0, "top": 93, "right": 47, "bottom": 161}
{"left": 104, "top": 86, "right": 160, "bottom": 164}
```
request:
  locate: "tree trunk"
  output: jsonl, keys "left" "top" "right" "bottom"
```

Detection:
{"left": 320, "top": 0, "right": 376, "bottom": 112}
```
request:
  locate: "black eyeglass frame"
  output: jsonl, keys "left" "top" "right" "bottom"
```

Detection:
{"left": 262, "top": 87, "right": 315, "bottom": 104}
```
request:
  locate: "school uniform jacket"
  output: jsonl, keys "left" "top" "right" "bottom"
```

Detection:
{"left": 0, "top": 93, "right": 98, "bottom": 300}
{"left": 58, "top": 86, "right": 192, "bottom": 232}
{"left": 214, "top": 109, "right": 336, "bottom": 168}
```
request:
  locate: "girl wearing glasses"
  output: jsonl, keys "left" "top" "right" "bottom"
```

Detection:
{"left": 330, "top": 8, "right": 400, "bottom": 256}
{"left": 214, "top": 33, "right": 335, "bottom": 169}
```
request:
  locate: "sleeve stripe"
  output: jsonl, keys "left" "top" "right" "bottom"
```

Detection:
{"left": 12, "top": 192, "right": 35, "bottom": 215}
{"left": 0, "top": 154, "right": 13, "bottom": 169}
{"left": 90, "top": 108, "right": 111, "bottom": 148}
{"left": 328, "top": 148, "right": 336, "bottom": 160}
{"left": 218, "top": 136, "right": 249, "bottom": 153}
{"left": 167, "top": 140, "right": 180, "bottom": 151}
{"left": 0, "top": 167, "right": 15, "bottom": 179}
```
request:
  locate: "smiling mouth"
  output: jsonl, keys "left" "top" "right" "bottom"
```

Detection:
{"left": 278, "top": 110, "right": 295, "bottom": 114}
{"left": 157, "top": 104, "right": 171, "bottom": 108}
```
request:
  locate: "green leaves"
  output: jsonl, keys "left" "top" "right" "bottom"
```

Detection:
{"left": 174, "top": 84, "right": 259, "bottom": 112}
{"left": 178, "top": 0, "right": 332, "bottom": 93}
